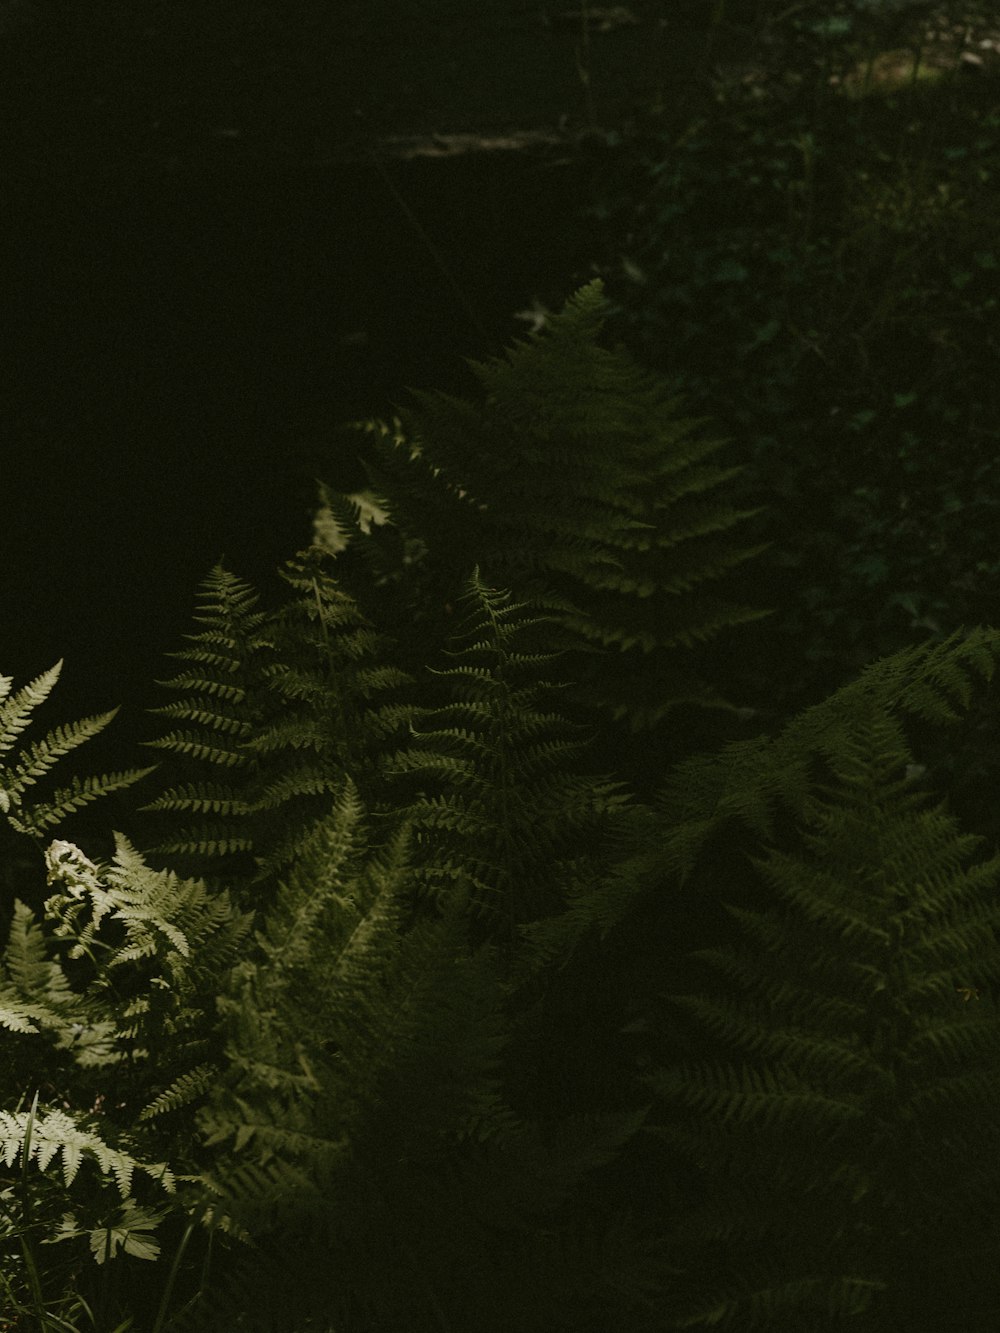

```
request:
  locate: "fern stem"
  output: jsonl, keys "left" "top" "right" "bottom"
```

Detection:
{"left": 356, "top": 116, "right": 492, "bottom": 346}
{"left": 150, "top": 1215, "right": 197, "bottom": 1333}
{"left": 157, "top": 1221, "right": 216, "bottom": 1331}
{"left": 17, "top": 1091, "right": 50, "bottom": 1331}
{"left": 311, "top": 574, "right": 333, "bottom": 657}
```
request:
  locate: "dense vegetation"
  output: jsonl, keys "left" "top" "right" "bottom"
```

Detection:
{"left": 4, "top": 2, "right": 1000, "bottom": 1328}
{"left": 571, "top": 0, "right": 1000, "bottom": 846}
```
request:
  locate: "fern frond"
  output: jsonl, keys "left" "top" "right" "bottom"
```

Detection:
{"left": 137, "top": 552, "right": 414, "bottom": 905}
{"left": 379, "top": 567, "right": 637, "bottom": 953}
{"left": 8, "top": 710, "right": 120, "bottom": 782}
{"left": 0, "top": 661, "right": 64, "bottom": 758}
{"left": 2, "top": 898, "right": 79, "bottom": 1019}
{"left": 0, "top": 1103, "right": 175, "bottom": 1195}
{"left": 138, "top": 1063, "right": 219, "bottom": 1122}
{"left": 16, "top": 768, "right": 159, "bottom": 836}
{"left": 0, "top": 663, "right": 155, "bottom": 843}
{"left": 637, "top": 679, "right": 1000, "bottom": 1328}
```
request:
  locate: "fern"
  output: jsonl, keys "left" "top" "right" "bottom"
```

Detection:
{"left": 135, "top": 564, "right": 278, "bottom": 889}
{"left": 241, "top": 544, "right": 413, "bottom": 883}
{"left": 0, "top": 823, "right": 253, "bottom": 1324}
{"left": 0, "top": 1098, "right": 175, "bottom": 1198}
{"left": 378, "top": 565, "right": 638, "bottom": 957}
{"left": 311, "top": 279, "right": 773, "bottom": 796}
{"left": 23, "top": 286, "right": 1000, "bottom": 1330}
{"left": 137, "top": 552, "right": 414, "bottom": 910}
{"left": 632, "top": 670, "right": 1000, "bottom": 1329}
{"left": 636, "top": 623, "right": 1000, "bottom": 887}
{"left": 186, "top": 778, "right": 657, "bottom": 1332}
{"left": 1, "top": 829, "right": 250, "bottom": 1154}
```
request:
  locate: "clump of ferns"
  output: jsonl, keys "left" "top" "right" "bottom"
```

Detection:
{"left": 311, "top": 282, "right": 774, "bottom": 810}
{"left": 176, "top": 782, "right": 657, "bottom": 1333}
{"left": 0, "top": 833, "right": 253, "bottom": 1329}
{"left": 0, "top": 658, "right": 160, "bottom": 1109}
{"left": 244, "top": 544, "right": 416, "bottom": 878}
{"left": 370, "top": 566, "right": 651, "bottom": 1140}
{"left": 0, "top": 662, "right": 245, "bottom": 1328}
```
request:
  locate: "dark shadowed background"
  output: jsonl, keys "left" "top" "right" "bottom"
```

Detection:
{"left": 0, "top": 2, "right": 673, "bottom": 785}
{"left": 1, "top": 0, "right": 769, "bottom": 846}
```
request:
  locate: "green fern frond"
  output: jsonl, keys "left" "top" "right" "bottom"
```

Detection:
{"left": 137, "top": 552, "right": 414, "bottom": 905}
{"left": 0, "top": 661, "right": 64, "bottom": 758}
{"left": 9, "top": 712, "right": 120, "bottom": 781}
{"left": 0, "top": 662, "right": 154, "bottom": 843}
{"left": 775, "top": 624, "right": 1000, "bottom": 793}
{"left": 134, "top": 563, "right": 280, "bottom": 890}
{"left": 6, "top": 893, "right": 70, "bottom": 983}
{"left": 19, "top": 768, "right": 159, "bottom": 836}
{"left": 379, "top": 567, "right": 636, "bottom": 952}
{"left": 637, "top": 677, "right": 1000, "bottom": 1328}
{"left": 0, "top": 998, "right": 43, "bottom": 1034}
{"left": 643, "top": 625, "right": 1000, "bottom": 891}
{"left": 138, "top": 1062, "right": 218, "bottom": 1122}
{"left": 1, "top": 1095, "right": 175, "bottom": 1198}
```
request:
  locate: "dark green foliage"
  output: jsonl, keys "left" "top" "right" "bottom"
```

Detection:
{"left": 137, "top": 282, "right": 774, "bottom": 890}
{"left": 516, "top": 630, "right": 1000, "bottom": 997}
{"left": 316, "top": 279, "right": 773, "bottom": 796}
{"left": 378, "top": 566, "right": 639, "bottom": 955}
{"left": 574, "top": 31, "right": 1000, "bottom": 726}
{"left": 563, "top": 626, "right": 1000, "bottom": 1330}
{"left": 10, "top": 270, "right": 1000, "bottom": 1329}
{"left": 184, "top": 780, "right": 656, "bottom": 1333}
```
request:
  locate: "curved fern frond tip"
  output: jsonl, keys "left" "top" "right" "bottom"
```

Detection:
{"left": 0, "top": 663, "right": 156, "bottom": 842}
{"left": 567, "top": 275, "right": 606, "bottom": 306}
{"left": 19, "top": 767, "right": 160, "bottom": 836}
{"left": 0, "top": 660, "right": 64, "bottom": 758}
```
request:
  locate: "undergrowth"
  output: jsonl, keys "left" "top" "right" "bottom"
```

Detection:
{"left": 4, "top": 4, "right": 1000, "bottom": 1327}
{"left": 574, "top": 0, "right": 1000, "bottom": 727}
